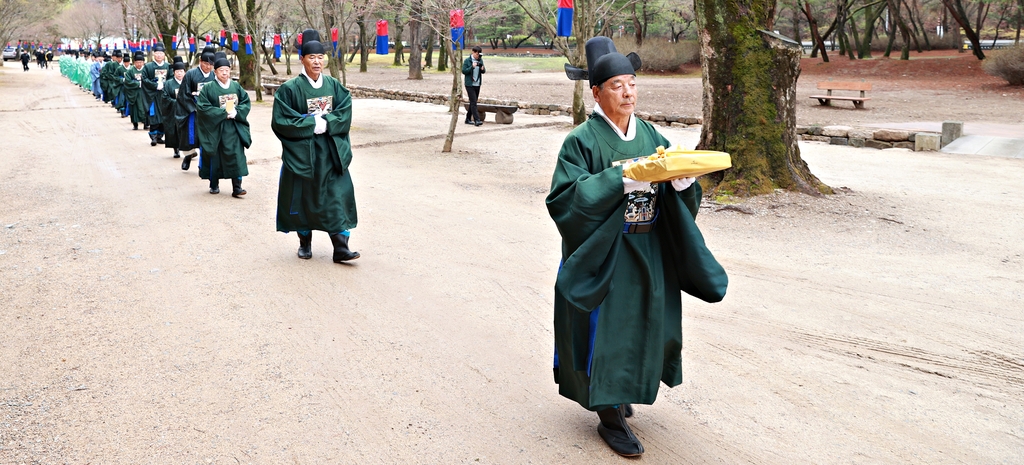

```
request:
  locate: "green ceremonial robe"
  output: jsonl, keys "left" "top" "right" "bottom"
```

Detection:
{"left": 111, "top": 64, "right": 128, "bottom": 112}
{"left": 545, "top": 113, "right": 728, "bottom": 410}
{"left": 174, "top": 67, "right": 216, "bottom": 151}
{"left": 100, "top": 60, "right": 117, "bottom": 103}
{"left": 158, "top": 78, "right": 182, "bottom": 149}
{"left": 122, "top": 65, "right": 148, "bottom": 124}
{"left": 195, "top": 79, "right": 251, "bottom": 180}
{"left": 141, "top": 60, "right": 170, "bottom": 126}
{"left": 271, "top": 74, "right": 357, "bottom": 234}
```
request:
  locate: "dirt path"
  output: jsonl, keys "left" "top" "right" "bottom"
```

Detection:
{"left": 1, "top": 66, "right": 1022, "bottom": 464}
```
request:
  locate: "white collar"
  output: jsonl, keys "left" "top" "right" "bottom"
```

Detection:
{"left": 594, "top": 102, "right": 636, "bottom": 141}
{"left": 201, "top": 69, "right": 211, "bottom": 78}
{"left": 301, "top": 69, "right": 324, "bottom": 89}
{"left": 216, "top": 78, "right": 231, "bottom": 89}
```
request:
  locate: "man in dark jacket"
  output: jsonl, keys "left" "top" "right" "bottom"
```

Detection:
{"left": 461, "top": 46, "right": 485, "bottom": 126}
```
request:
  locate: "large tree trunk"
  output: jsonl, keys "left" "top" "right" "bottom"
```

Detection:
{"left": 392, "top": 19, "right": 405, "bottom": 66}
{"left": 407, "top": 0, "right": 423, "bottom": 80}
{"left": 695, "top": 0, "right": 831, "bottom": 196}
{"left": 441, "top": 36, "right": 462, "bottom": 153}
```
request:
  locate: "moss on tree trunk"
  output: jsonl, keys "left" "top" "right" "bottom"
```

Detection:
{"left": 695, "top": 0, "right": 831, "bottom": 196}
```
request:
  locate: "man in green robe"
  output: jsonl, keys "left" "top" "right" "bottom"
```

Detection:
{"left": 158, "top": 56, "right": 186, "bottom": 159}
{"left": 546, "top": 37, "right": 729, "bottom": 458}
{"left": 271, "top": 29, "right": 359, "bottom": 263}
{"left": 195, "top": 57, "right": 250, "bottom": 197}
{"left": 103, "top": 51, "right": 123, "bottom": 108}
{"left": 174, "top": 46, "right": 217, "bottom": 171}
{"left": 122, "top": 52, "right": 148, "bottom": 130}
{"left": 142, "top": 42, "right": 170, "bottom": 146}
{"left": 113, "top": 52, "right": 132, "bottom": 117}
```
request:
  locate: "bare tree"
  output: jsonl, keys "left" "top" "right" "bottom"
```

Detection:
{"left": 1, "top": 0, "right": 60, "bottom": 59}
{"left": 513, "top": 0, "right": 629, "bottom": 124}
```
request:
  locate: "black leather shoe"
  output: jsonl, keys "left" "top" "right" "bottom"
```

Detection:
{"left": 156, "top": 136, "right": 165, "bottom": 144}
{"left": 623, "top": 404, "right": 634, "bottom": 418}
{"left": 474, "top": 120, "right": 482, "bottom": 126}
{"left": 143, "top": 123, "right": 149, "bottom": 130}
{"left": 132, "top": 122, "right": 138, "bottom": 130}
{"left": 149, "top": 134, "right": 157, "bottom": 146}
{"left": 464, "top": 120, "right": 473, "bottom": 125}
{"left": 181, "top": 154, "right": 193, "bottom": 171}
{"left": 329, "top": 233, "right": 360, "bottom": 262}
{"left": 596, "top": 407, "right": 643, "bottom": 457}
{"left": 297, "top": 232, "right": 312, "bottom": 259}
{"left": 231, "top": 188, "right": 246, "bottom": 198}
{"left": 209, "top": 186, "right": 219, "bottom": 194}
{"left": 173, "top": 150, "right": 180, "bottom": 158}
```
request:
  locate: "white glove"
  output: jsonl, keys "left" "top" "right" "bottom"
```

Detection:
{"left": 313, "top": 115, "right": 327, "bottom": 134}
{"left": 670, "top": 177, "right": 696, "bottom": 191}
{"left": 226, "top": 110, "right": 237, "bottom": 119}
{"left": 157, "top": 82, "right": 164, "bottom": 90}
{"left": 622, "top": 177, "right": 651, "bottom": 195}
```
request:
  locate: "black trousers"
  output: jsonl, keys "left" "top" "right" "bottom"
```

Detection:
{"left": 466, "top": 85, "right": 481, "bottom": 123}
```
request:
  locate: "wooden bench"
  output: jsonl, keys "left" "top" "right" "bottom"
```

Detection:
{"left": 809, "top": 81, "right": 871, "bottom": 109}
{"left": 463, "top": 102, "right": 518, "bottom": 124}
{"left": 262, "top": 83, "right": 281, "bottom": 97}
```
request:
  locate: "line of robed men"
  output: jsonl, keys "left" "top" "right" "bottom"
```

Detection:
{"left": 93, "top": 43, "right": 252, "bottom": 197}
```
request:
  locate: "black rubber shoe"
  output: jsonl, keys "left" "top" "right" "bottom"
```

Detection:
{"left": 596, "top": 406, "right": 643, "bottom": 457}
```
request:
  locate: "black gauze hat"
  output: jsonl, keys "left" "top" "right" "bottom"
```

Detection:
{"left": 214, "top": 57, "right": 230, "bottom": 69}
{"left": 564, "top": 36, "right": 641, "bottom": 88}
{"left": 112, "top": 50, "right": 122, "bottom": 57}
{"left": 201, "top": 52, "right": 215, "bottom": 63}
{"left": 298, "top": 29, "right": 325, "bottom": 56}
{"left": 214, "top": 51, "right": 227, "bottom": 61}
{"left": 202, "top": 44, "right": 217, "bottom": 55}
{"left": 172, "top": 56, "right": 186, "bottom": 71}
{"left": 133, "top": 51, "right": 145, "bottom": 62}
{"left": 152, "top": 42, "right": 165, "bottom": 52}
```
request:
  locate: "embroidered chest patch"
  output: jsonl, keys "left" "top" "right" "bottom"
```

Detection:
{"left": 218, "top": 93, "right": 237, "bottom": 109}
{"left": 306, "top": 96, "right": 332, "bottom": 115}
{"left": 624, "top": 185, "right": 658, "bottom": 223}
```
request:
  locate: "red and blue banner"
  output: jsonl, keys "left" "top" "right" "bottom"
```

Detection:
{"left": 376, "top": 20, "right": 388, "bottom": 55}
{"left": 245, "top": 34, "right": 253, "bottom": 54}
{"left": 220, "top": 30, "right": 227, "bottom": 47}
{"left": 172, "top": 35, "right": 177, "bottom": 49}
{"left": 449, "top": 10, "right": 464, "bottom": 51}
{"left": 189, "top": 36, "right": 196, "bottom": 53}
{"left": 331, "top": 27, "right": 339, "bottom": 55}
{"left": 231, "top": 33, "right": 238, "bottom": 51}
{"left": 556, "top": 0, "right": 573, "bottom": 37}
{"left": 273, "top": 34, "right": 281, "bottom": 59}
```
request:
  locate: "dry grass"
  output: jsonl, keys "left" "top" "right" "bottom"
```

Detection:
{"left": 982, "top": 45, "right": 1024, "bottom": 85}
{"left": 612, "top": 38, "right": 700, "bottom": 72}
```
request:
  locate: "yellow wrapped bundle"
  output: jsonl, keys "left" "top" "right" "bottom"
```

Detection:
{"left": 621, "top": 145, "right": 732, "bottom": 182}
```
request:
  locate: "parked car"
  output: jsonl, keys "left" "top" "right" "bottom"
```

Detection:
{"left": 3, "top": 46, "right": 18, "bottom": 61}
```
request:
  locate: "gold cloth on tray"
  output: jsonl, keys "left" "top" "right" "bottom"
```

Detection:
{"left": 621, "top": 146, "right": 732, "bottom": 182}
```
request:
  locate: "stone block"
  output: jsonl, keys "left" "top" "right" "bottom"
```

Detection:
{"left": 848, "top": 128, "right": 875, "bottom": 140}
{"left": 941, "top": 121, "right": 963, "bottom": 147}
{"left": 549, "top": 111, "right": 561, "bottom": 117}
{"left": 810, "top": 126, "right": 824, "bottom": 136}
{"left": 914, "top": 132, "right": 941, "bottom": 151}
{"left": 849, "top": 137, "right": 866, "bottom": 148}
{"left": 796, "top": 125, "right": 810, "bottom": 135}
{"left": 873, "top": 129, "right": 911, "bottom": 142}
{"left": 802, "top": 135, "right": 831, "bottom": 143}
{"left": 670, "top": 122, "right": 688, "bottom": 128}
{"left": 665, "top": 115, "right": 680, "bottom": 123}
{"left": 830, "top": 137, "right": 849, "bottom": 146}
{"left": 893, "top": 141, "right": 915, "bottom": 150}
{"left": 907, "top": 132, "right": 917, "bottom": 142}
{"left": 536, "top": 109, "right": 550, "bottom": 115}
{"left": 683, "top": 117, "right": 702, "bottom": 125}
{"left": 822, "top": 125, "right": 853, "bottom": 137}
{"left": 495, "top": 111, "right": 514, "bottom": 124}
{"left": 864, "top": 139, "right": 892, "bottom": 149}
{"left": 548, "top": 104, "right": 560, "bottom": 111}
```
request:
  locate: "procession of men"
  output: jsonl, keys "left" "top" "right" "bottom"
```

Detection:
{"left": 55, "top": 33, "right": 361, "bottom": 263}
{"left": 47, "top": 32, "right": 728, "bottom": 458}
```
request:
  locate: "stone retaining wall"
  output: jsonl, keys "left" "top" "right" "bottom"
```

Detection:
{"left": 798, "top": 125, "right": 941, "bottom": 152}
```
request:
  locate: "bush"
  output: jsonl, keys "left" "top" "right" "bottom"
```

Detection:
{"left": 612, "top": 38, "right": 700, "bottom": 72}
{"left": 983, "top": 45, "right": 1024, "bottom": 85}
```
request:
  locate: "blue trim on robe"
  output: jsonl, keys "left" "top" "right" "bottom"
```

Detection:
{"left": 586, "top": 306, "right": 599, "bottom": 377}
{"left": 187, "top": 113, "right": 196, "bottom": 145}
